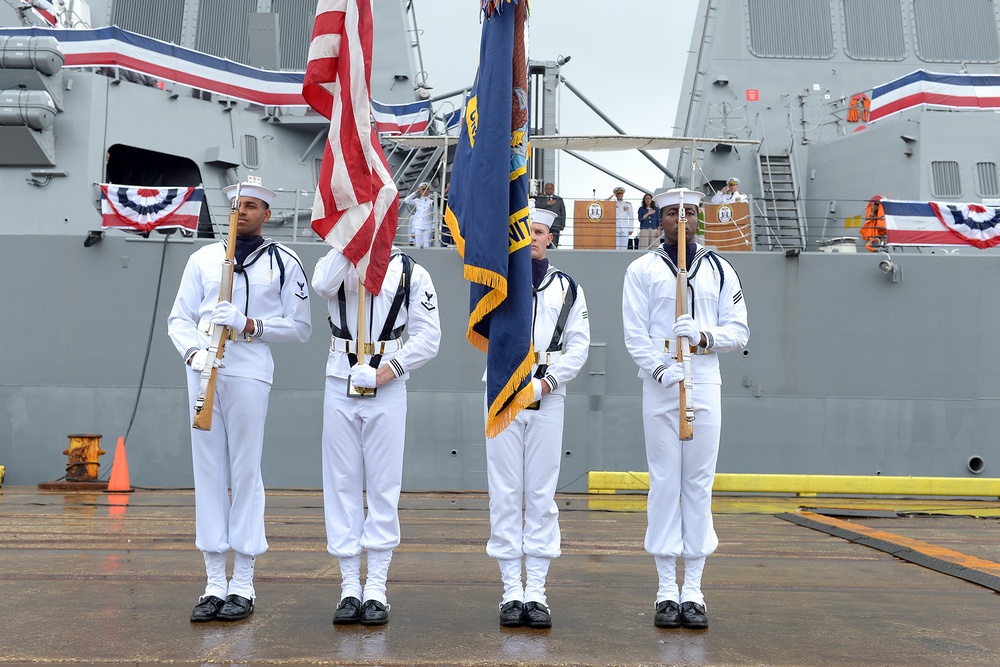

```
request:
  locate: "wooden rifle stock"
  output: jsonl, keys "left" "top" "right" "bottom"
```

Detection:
{"left": 676, "top": 194, "right": 695, "bottom": 441}
{"left": 192, "top": 184, "right": 241, "bottom": 430}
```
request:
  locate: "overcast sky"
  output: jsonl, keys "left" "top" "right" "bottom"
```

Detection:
{"left": 414, "top": 0, "right": 700, "bottom": 202}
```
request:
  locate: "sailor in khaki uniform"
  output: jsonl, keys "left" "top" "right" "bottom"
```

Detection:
{"left": 168, "top": 180, "right": 312, "bottom": 622}
{"left": 621, "top": 187, "right": 749, "bottom": 629}
{"left": 312, "top": 246, "right": 440, "bottom": 626}
{"left": 485, "top": 204, "right": 590, "bottom": 629}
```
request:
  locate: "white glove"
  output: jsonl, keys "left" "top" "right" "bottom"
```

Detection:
{"left": 189, "top": 349, "right": 224, "bottom": 372}
{"left": 673, "top": 314, "right": 702, "bottom": 347}
{"left": 531, "top": 378, "right": 544, "bottom": 401}
{"left": 350, "top": 363, "right": 377, "bottom": 389}
{"left": 210, "top": 301, "right": 248, "bottom": 333}
{"left": 659, "top": 363, "right": 685, "bottom": 387}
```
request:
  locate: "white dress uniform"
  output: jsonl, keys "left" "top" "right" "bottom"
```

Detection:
{"left": 312, "top": 247, "right": 440, "bottom": 607}
{"left": 485, "top": 264, "right": 590, "bottom": 608}
{"left": 616, "top": 198, "right": 635, "bottom": 250}
{"left": 622, "top": 240, "right": 749, "bottom": 607}
{"left": 402, "top": 191, "right": 436, "bottom": 248}
{"left": 167, "top": 237, "right": 312, "bottom": 601}
{"left": 711, "top": 189, "right": 748, "bottom": 204}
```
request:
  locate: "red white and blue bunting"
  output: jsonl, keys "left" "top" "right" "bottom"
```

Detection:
{"left": 882, "top": 199, "right": 1000, "bottom": 248}
{"left": 100, "top": 184, "right": 202, "bottom": 234}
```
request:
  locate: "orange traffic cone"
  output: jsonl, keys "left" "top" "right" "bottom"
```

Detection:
{"left": 107, "top": 436, "right": 133, "bottom": 493}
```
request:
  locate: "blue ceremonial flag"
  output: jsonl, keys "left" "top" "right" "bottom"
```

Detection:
{"left": 444, "top": 0, "right": 533, "bottom": 438}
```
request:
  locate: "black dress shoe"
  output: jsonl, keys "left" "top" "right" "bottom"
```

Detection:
{"left": 359, "top": 599, "right": 389, "bottom": 626}
{"left": 679, "top": 601, "right": 708, "bottom": 629}
{"left": 654, "top": 600, "right": 681, "bottom": 628}
{"left": 523, "top": 601, "right": 551, "bottom": 629}
{"left": 333, "top": 596, "right": 362, "bottom": 625}
{"left": 190, "top": 595, "right": 226, "bottom": 622}
{"left": 216, "top": 594, "right": 254, "bottom": 621}
{"left": 499, "top": 600, "right": 524, "bottom": 627}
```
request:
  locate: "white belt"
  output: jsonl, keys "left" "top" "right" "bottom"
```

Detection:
{"left": 533, "top": 350, "right": 562, "bottom": 365}
{"left": 330, "top": 337, "right": 403, "bottom": 355}
{"left": 651, "top": 337, "right": 709, "bottom": 357}
{"left": 198, "top": 317, "right": 252, "bottom": 343}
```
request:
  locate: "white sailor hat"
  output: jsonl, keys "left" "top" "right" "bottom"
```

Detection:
{"left": 613, "top": 186, "right": 625, "bottom": 194}
{"left": 727, "top": 176, "right": 740, "bottom": 186}
{"left": 531, "top": 207, "right": 558, "bottom": 229}
{"left": 418, "top": 181, "right": 430, "bottom": 189}
{"left": 223, "top": 180, "right": 276, "bottom": 205}
{"left": 652, "top": 187, "right": 704, "bottom": 210}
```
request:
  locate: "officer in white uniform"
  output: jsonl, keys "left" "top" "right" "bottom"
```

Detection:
{"left": 168, "top": 180, "right": 312, "bottom": 622}
{"left": 613, "top": 186, "right": 635, "bottom": 250}
{"left": 485, "top": 204, "right": 590, "bottom": 629}
{"left": 402, "top": 182, "right": 436, "bottom": 248}
{"left": 312, "top": 246, "right": 441, "bottom": 626}
{"left": 710, "top": 177, "right": 748, "bottom": 204}
{"left": 621, "top": 187, "right": 749, "bottom": 630}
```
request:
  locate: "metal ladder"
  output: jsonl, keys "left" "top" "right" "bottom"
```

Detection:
{"left": 757, "top": 153, "right": 806, "bottom": 250}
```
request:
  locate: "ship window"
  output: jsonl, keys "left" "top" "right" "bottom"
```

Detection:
{"left": 272, "top": 0, "right": 316, "bottom": 70}
{"left": 313, "top": 158, "right": 323, "bottom": 185}
{"left": 842, "top": 0, "right": 906, "bottom": 61}
{"left": 111, "top": 0, "right": 184, "bottom": 45}
{"left": 914, "top": 0, "right": 1000, "bottom": 63}
{"left": 242, "top": 135, "right": 260, "bottom": 170}
{"left": 748, "top": 0, "right": 835, "bottom": 59}
{"left": 196, "top": 0, "right": 256, "bottom": 65}
{"left": 976, "top": 162, "right": 1000, "bottom": 197}
{"left": 931, "top": 161, "right": 962, "bottom": 198}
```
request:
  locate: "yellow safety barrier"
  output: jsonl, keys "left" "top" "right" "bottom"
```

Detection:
{"left": 587, "top": 471, "right": 1000, "bottom": 498}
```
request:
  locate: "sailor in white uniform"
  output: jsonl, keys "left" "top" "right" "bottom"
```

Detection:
{"left": 621, "top": 187, "right": 749, "bottom": 630}
{"left": 168, "top": 180, "right": 312, "bottom": 623}
{"left": 710, "top": 177, "right": 749, "bottom": 204}
{"left": 312, "top": 245, "right": 441, "bottom": 626}
{"left": 613, "top": 186, "right": 635, "bottom": 250}
{"left": 402, "top": 182, "right": 436, "bottom": 248}
{"left": 485, "top": 204, "right": 590, "bottom": 629}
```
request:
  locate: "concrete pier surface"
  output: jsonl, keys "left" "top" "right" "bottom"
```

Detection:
{"left": 1, "top": 486, "right": 999, "bottom": 666}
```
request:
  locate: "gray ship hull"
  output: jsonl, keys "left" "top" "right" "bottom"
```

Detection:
{"left": 2, "top": 236, "right": 991, "bottom": 489}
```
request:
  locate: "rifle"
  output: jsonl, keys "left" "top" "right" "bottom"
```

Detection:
{"left": 192, "top": 183, "right": 241, "bottom": 430}
{"left": 676, "top": 191, "right": 695, "bottom": 441}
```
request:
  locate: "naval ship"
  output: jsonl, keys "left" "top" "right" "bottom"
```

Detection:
{"left": 0, "top": 0, "right": 997, "bottom": 492}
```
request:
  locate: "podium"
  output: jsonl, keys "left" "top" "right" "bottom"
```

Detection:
{"left": 703, "top": 202, "right": 753, "bottom": 251}
{"left": 572, "top": 200, "right": 616, "bottom": 249}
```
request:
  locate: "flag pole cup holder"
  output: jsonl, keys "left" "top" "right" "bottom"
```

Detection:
{"left": 38, "top": 434, "right": 110, "bottom": 491}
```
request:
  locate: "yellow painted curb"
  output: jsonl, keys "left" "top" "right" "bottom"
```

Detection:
{"left": 588, "top": 471, "right": 1000, "bottom": 497}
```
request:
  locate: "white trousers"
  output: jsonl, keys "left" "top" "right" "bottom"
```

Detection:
{"left": 642, "top": 379, "right": 721, "bottom": 559}
{"left": 185, "top": 371, "right": 270, "bottom": 557}
{"left": 413, "top": 221, "right": 433, "bottom": 248}
{"left": 616, "top": 228, "right": 630, "bottom": 250}
{"left": 322, "top": 376, "right": 406, "bottom": 556}
{"left": 485, "top": 392, "right": 564, "bottom": 560}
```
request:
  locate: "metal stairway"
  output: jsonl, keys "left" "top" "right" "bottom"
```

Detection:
{"left": 390, "top": 144, "right": 444, "bottom": 198}
{"left": 757, "top": 154, "right": 806, "bottom": 250}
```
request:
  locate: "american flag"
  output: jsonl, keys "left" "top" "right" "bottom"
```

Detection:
{"left": 302, "top": 0, "right": 398, "bottom": 295}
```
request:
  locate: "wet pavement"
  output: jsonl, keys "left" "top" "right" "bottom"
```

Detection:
{"left": 1, "top": 487, "right": 999, "bottom": 666}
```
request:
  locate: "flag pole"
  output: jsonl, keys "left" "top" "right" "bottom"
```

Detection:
{"left": 350, "top": 277, "right": 375, "bottom": 396}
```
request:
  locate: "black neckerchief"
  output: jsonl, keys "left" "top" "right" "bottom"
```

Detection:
{"left": 662, "top": 242, "right": 697, "bottom": 266}
{"left": 234, "top": 235, "right": 264, "bottom": 268}
{"left": 532, "top": 257, "right": 549, "bottom": 290}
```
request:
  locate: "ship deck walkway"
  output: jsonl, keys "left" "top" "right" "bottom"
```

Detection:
{"left": 1, "top": 487, "right": 999, "bottom": 666}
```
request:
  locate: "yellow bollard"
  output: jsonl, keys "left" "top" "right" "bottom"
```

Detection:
{"left": 63, "top": 433, "right": 105, "bottom": 482}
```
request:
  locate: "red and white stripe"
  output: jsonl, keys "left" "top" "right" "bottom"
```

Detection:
{"left": 22, "top": 0, "right": 57, "bottom": 26}
{"left": 303, "top": 0, "right": 398, "bottom": 295}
